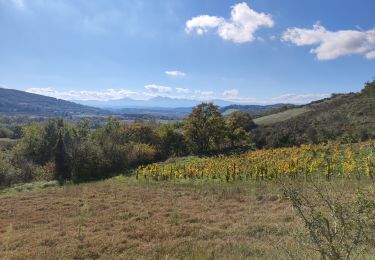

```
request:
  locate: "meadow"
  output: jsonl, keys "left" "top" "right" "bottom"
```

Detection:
{"left": 253, "top": 107, "right": 310, "bottom": 126}
{"left": 0, "top": 175, "right": 372, "bottom": 259}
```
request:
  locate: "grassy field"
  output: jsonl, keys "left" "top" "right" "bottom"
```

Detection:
{"left": 0, "top": 176, "right": 373, "bottom": 259}
{"left": 254, "top": 107, "right": 310, "bottom": 126}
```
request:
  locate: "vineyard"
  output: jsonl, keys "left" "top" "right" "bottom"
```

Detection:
{"left": 137, "top": 141, "right": 375, "bottom": 181}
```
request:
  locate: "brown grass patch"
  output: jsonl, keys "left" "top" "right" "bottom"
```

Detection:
{"left": 0, "top": 178, "right": 304, "bottom": 259}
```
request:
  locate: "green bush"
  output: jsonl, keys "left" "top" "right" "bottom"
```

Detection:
{"left": 283, "top": 182, "right": 375, "bottom": 259}
{"left": 0, "top": 152, "right": 20, "bottom": 187}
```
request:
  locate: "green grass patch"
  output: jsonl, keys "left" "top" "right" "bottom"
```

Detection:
{"left": 254, "top": 107, "right": 310, "bottom": 126}
{"left": 0, "top": 180, "right": 59, "bottom": 197}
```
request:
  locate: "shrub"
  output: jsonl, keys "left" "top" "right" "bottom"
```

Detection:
{"left": 33, "top": 161, "right": 55, "bottom": 182}
{"left": 283, "top": 182, "right": 375, "bottom": 259}
{"left": 0, "top": 152, "right": 20, "bottom": 187}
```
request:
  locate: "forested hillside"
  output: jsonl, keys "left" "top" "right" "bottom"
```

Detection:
{"left": 0, "top": 88, "right": 105, "bottom": 116}
{"left": 252, "top": 80, "right": 375, "bottom": 147}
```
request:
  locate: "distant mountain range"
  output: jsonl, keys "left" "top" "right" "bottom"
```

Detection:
{"left": 0, "top": 87, "right": 298, "bottom": 120}
{"left": 75, "top": 96, "right": 236, "bottom": 109}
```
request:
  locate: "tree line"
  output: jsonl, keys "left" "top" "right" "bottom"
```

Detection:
{"left": 0, "top": 103, "right": 255, "bottom": 187}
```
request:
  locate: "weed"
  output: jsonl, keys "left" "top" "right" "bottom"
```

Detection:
{"left": 77, "top": 202, "right": 89, "bottom": 240}
{"left": 3, "top": 223, "right": 13, "bottom": 258}
{"left": 170, "top": 208, "right": 180, "bottom": 226}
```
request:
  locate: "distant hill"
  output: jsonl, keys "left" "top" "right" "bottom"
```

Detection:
{"left": 252, "top": 80, "right": 375, "bottom": 147}
{"left": 114, "top": 107, "right": 193, "bottom": 119}
{"left": 76, "top": 96, "right": 235, "bottom": 109}
{"left": 0, "top": 87, "right": 106, "bottom": 117}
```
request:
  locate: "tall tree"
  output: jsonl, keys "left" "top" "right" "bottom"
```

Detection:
{"left": 226, "top": 111, "right": 256, "bottom": 147}
{"left": 157, "top": 124, "right": 187, "bottom": 158}
{"left": 54, "top": 131, "right": 71, "bottom": 183}
{"left": 184, "top": 103, "right": 226, "bottom": 154}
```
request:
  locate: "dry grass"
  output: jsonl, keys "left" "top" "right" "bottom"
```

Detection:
{"left": 0, "top": 177, "right": 303, "bottom": 259}
{"left": 2, "top": 177, "right": 372, "bottom": 259}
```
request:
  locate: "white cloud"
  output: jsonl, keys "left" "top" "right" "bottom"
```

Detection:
{"left": 186, "top": 2, "right": 274, "bottom": 44}
{"left": 271, "top": 93, "right": 331, "bottom": 104}
{"left": 144, "top": 84, "right": 173, "bottom": 95}
{"left": 282, "top": 23, "right": 375, "bottom": 60}
{"left": 24, "top": 86, "right": 331, "bottom": 105}
{"left": 186, "top": 15, "right": 224, "bottom": 35}
{"left": 223, "top": 88, "right": 239, "bottom": 98}
{"left": 26, "top": 87, "right": 137, "bottom": 101}
{"left": 165, "top": 70, "right": 187, "bottom": 77}
{"left": 191, "top": 90, "right": 215, "bottom": 100}
{"left": 175, "top": 87, "right": 190, "bottom": 94}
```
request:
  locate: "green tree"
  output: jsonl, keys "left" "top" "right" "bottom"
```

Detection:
{"left": 123, "top": 123, "right": 158, "bottom": 145}
{"left": 157, "top": 124, "right": 187, "bottom": 158}
{"left": 14, "top": 122, "right": 45, "bottom": 164}
{"left": 226, "top": 111, "right": 256, "bottom": 147}
{"left": 92, "top": 117, "right": 131, "bottom": 173}
{"left": 54, "top": 132, "right": 71, "bottom": 182}
{"left": 184, "top": 103, "right": 226, "bottom": 154}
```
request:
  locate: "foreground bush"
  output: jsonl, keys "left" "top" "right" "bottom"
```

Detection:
{"left": 283, "top": 182, "right": 375, "bottom": 259}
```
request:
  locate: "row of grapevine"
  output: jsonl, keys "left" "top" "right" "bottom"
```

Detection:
{"left": 136, "top": 141, "right": 375, "bottom": 182}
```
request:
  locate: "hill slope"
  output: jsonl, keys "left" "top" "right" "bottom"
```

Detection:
{"left": 253, "top": 107, "right": 310, "bottom": 126}
{"left": 252, "top": 81, "right": 375, "bottom": 147}
{"left": 0, "top": 88, "right": 106, "bottom": 116}
{"left": 221, "top": 103, "right": 296, "bottom": 117}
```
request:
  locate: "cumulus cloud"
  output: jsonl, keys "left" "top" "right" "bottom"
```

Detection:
{"left": 186, "top": 2, "right": 274, "bottom": 44}
{"left": 282, "top": 23, "right": 375, "bottom": 60}
{"left": 271, "top": 93, "right": 331, "bottom": 104}
{"left": 26, "top": 87, "right": 137, "bottom": 101}
{"left": 165, "top": 70, "right": 187, "bottom": 77}
{"left": 186, "top": 15, "right": 224, "bottom": 35}
{"left": 223, "top": 88, "right": 239, "bottom": 99}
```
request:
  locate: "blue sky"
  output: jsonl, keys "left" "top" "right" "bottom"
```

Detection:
{"left": 0, "top": 0, "right": 374, "bottom": 104}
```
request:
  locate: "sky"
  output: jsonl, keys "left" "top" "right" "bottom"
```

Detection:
{"left": 0, "top": 0, "right": 374, "bottom": 104}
